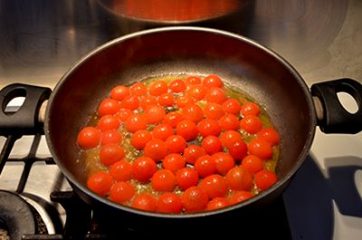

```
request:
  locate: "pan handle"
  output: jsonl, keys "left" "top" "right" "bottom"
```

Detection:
{"left": 311, "top": 78, "right": 362, "bottom": 134}
{"left": 0, "top": 83, "right": 51, "bottom": 136}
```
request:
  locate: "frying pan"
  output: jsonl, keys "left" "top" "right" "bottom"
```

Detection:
{"left": 1, "top": 27, "right": 361, "bottom": 227}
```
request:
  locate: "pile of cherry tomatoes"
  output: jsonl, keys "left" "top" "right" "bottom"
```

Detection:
{"left": 77, "top": 74, "right": 279, "bottom": 214}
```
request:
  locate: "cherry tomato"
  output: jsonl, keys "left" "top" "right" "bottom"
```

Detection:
{"left": 201, "top": 136, "right": 222, "bottom": 155}
{"left": 183, "top": 145, "right": 206, "bottom": 164}
{"left": 132, "top": 193, "right": 157, "bottom": 212}
{"left": 157, "top": 192, "right": 183, "bottom": 214}
{"left": 228, "top": 191, "right": 253, "bottom": 205}
{"left": 115, "top": 108, "right": 132, "bottom": 122}
{"left": 218, "top": 114, "right": 240, "bottom": 131}
{"left": 131, "top": 130, "right": 152, "bottom": 150}
{"left": 101, "top": 130, "right": 122, "bottom": 145}
{"left": 87, "top": 171, "right": 113, "bottom": 196}
{"left": 225, "top": 166, "right": 253, "bottom": 191}
{"left": 175, "top": 167, "right": 199, "bottom": 190}
{"left": 151, "top": 169, "right": 176, "bottom": 192}
{"left": 124, "top": 114, "right": 148, "bottom": 133}
{"left": 163, "top": 111, "right": 184, "bottom": 128}
{"left": 257, "top": 127, "right": 280, "bottom": 146}
{"left": 222, "top": 98, "right": 241, "bottom": 115}
{"left": 97, "top": 115, "right": 120, "bottom": 131}
{"left": 175, "top": 95, "right": 195, "bottom": 108}
{"left": 219, "top": 130, "right": 243, "bottom": 148}
{"left": 109, "top": 181, "right": 135, "bottom": 203}
{"left": 110, "top": 85, "right": 130, "bottom": 101}
{"left": 212, "top": 152, "right": 235, "bottom": 176}
{"left": 98, "top": 98, "right": 120, "bottom": 117}
{"left": 169, "top": 79, "right": 186, "bottom": 93}
{"left": 132, "top": 156, "right": 157, "bottom": 182}
{"left": 203, "top": 103, "right": 224, "bottom": 120}
{"left": 197, "top": 119, "right": 221, "bottom": 137}
{"left": 226, "top": 140, "right": 247, "bottom": 162}
{"left": 240, "top": 115, "right": 263, "bottom": 134}
{"left": 240, "top": 102, "right": 260, "bottom": 116}
{"left": 149, "top": 80, "right": 168, "bottom": 96}
{"left": 194, "top": 155, "right": 217, "bottom": 178}
{"left": 165, "top": 135, "right": 187, "bottom": 154}
{"left": 162, "top": 153, "right": 186, "bottom": 173}
{"left": 99, "top": 144, "right": 125, "bottom": 166}
{"left": 158, "top": 93, "right": 175, "bottom": 107}
{"left": 151, "top": 124, "right": 174, "bottom": 141}
{"left": 248, "top": 138, "right": 273, "bottom": 159}
{"left": 145, "top": 105, "right": 166, "bottom": 124}
{"left": 77, "top": 127, "right": 101, "bottom": 149}
{"left": 119, "top": 95, "right": 139, "bottom": 110}
{"left": 129, "top": 82, "right": 147, "bottom": 96}
{"left": 185, "top": 76, "right": 201, "bottom": 86}
{"left": 175, "top": 119, "right": 198, "bottom": 141}
{"left": 109, "top": 160, "right": 133, "bottom": 181}
{"left": 207, "top": 197, "right": 229, "bottom": 211}
{"left": 205, "top": 87, "right": 227, "bottom": 104}
{"left": 144, "top": 138, "right": 168, "bottom": 161}
{"left": 202, "top": 74, "right": 224, "bottom": 88}
{"left": 241, "top": 155, "right": 264, "bottom": 174}
{"left": 199, "top": 174, "right": 228, "bottom": 199}
{"left": 186, "top": 85, "right": 207, "bottom": 100}
{"left": 182, "top": 104, "right": 204, "bottom": 123}
{"left": 139, "top": 95, "right": 157, "bottom": 110}
{"left": 181, "top": 186, "right": 208, "bottom": 212}
{"left": 255, "top": 170, "right": 278, "bottom": 191}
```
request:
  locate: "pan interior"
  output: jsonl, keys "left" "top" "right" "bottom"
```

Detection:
{"left": 46, "top": 28, "right": 315, "bottom": 203}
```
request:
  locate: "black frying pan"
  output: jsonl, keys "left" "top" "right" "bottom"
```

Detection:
{"left": 1, "top": 27, "right": 361, "bottom": 226}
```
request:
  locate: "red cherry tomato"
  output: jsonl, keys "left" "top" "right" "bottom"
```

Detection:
{"left": 211, "top": 152, "right": 235, "bottom": 176}
{"left": 219, "top": 130, "right": 243, "bottom": 148}
{"left": 149, "top": 80, "right": 168, "bottom": 96}
{"left": 124, "top": 114, "right": 148, "bottom": 133}
{"left": 202, "top": 74, "right": 224, "bottom": 88}
{"left": 182, "top": 104, "right": 204, "bottom": 123}
{"left": 145, "top": 105, "right": 166, "bottom": 124}
{"left": 119, "top": 95, "right": 139, "bottom": 110}
{"left": 139, "top": 95, "right": 157, "bottom": 110}
{"left": 175, "top": 167, "right": 199, "bottom": 190}
{"left": 151, "top": 169, "right": 176, "bottom": 192}
{"left": 183, "top": 145, "right": 206, "bottom": 164}
{"left": 157, "top": 192, "right": 183, "bottom": 214}
{"left": 163, "top": 153, "right": 186, "bottom": 173}
{"left": 248, "top": 138, "right": 273, "bottom": 159}
{"left": 226, "top": 140, "right": 247, "bottom": 162}
{"left": 129, "top": 82, "right": 147, "bottom": 96}
{"left": 240, "top": 115, "right": 263, "bottom": 134}
{"left": 101, "top": 130, "right": 122, "bottom": 145}
{"left": 241, "top": 155, "right": 264, "bottom": 174}
{"left": 175, "top": 95, "right": 195, "bottom": 108}
{"left": 185, "top": 76, "right": 201, "bottom": 86}
{"left": 240, "top": 102, "right": 260, "bottom": 116}
{"left": 225, "top": 166, "right": 253, "bottom": 191}
{"left": 165, "top": 135, "right": 187, "bottom": 154}
{"left": 257, "top": 127, "right": 280, "bottom": 146}
{"left": 132, "top": 156, "right": 157, "bottom": 182}
{"left": 218, "top": 114, "right": 240, "bottom": 131}
{"left": 98, "top": 98, "right": 120, "bottom": 117}
{"left": 228, "top": 191, "right": 254, "bottom": 205}
{"left": 109, "top": 160, "right": 133, "bottom": 181}
{"left": 110, "top": 85, "right": 130, "bottom": 101}
{"left": 199, "top": 174, "right": 228, "bottom": 199}
{"left": 99, "top": 144, "right": 125, "bottom": 166}
{"left": 197, "top": 119, "right": 221, "bottom": 137}
{"left": 97, "top": 115, "right": 120, "bottom": 131}
{"left": 222, "top": 98, "right": 241, "bottom": 115}
{"left": 175, "top": 120, "right": 198, "bottom": 141}
{"left": 77, "top": 127, "right": 101, "bottom": 149}
{"left": 201, "top": 136, "right": 222, "bottom": 155}
{"left": 255, "top": 170, "right": 278, "bottom": 191}
{"left": 194, "top": 155, "right": 217, "bottom": 178}
{"left": 109, "top": 181, "right": 135, "bottom": 203}
{"left": 186, "top": 85, "right": 207, "bottom": 100}
{"left": 181, "top": 186, "right": 208, "bottom": 213}
{"left": 144, "top": 138, "right": 168, "bottom": 161}
{"left": 132, "top": 193, "right": 157, "bottom": 212}
{"left": 169, "top": 79, "right": 186, "bottom": 93}
{"left": 152, "top": 123, "right": 174, "bottom": 141}
{"left": 115, "top": 108, "right": 132, "bottom": 122}
{"left": 158, "top": 93, "right": 175, "bottom": 107}
{"left": 207, "top": 197, "right": 229, "bottom": 211}
{"left": 163, "top": 111, "right": 184, "bottom": 128}
{"left": 203, "top": 103, "right": 224, "bottom": 120}
{"left": 205, "top": 87, "right": 227, "bottom": 104}
{"left": 131, "top": 130, "right": 152, "bottom": 150}
{"left": 87, "top": 171, "right": 113, "bottom": 196}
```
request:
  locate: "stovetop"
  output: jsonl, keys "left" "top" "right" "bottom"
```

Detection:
{"left": 0, "top": 0, "right": 362, "bottom": 239}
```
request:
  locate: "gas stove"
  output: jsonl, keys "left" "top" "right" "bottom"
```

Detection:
{"left": 0, "top": 0, "right": 361, "bottom": 239}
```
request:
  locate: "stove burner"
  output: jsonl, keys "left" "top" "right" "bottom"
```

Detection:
{"left": 0, "top": 190, "right": 36, "bottom": 240}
